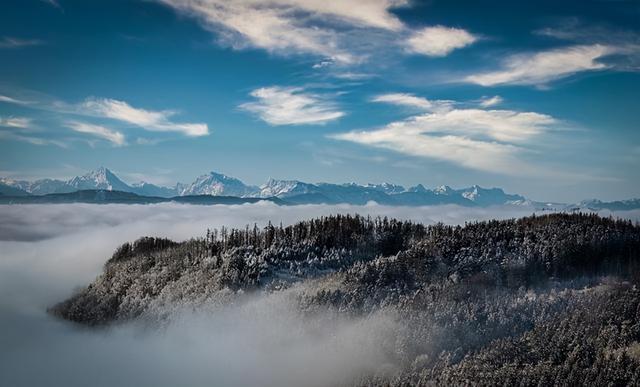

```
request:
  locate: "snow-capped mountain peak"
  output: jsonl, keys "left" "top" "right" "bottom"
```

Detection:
{"left": 408, "top": 184, "right": 428, "bottom": 193}
{"left": 11, "top": 166, "right": 636, "bottom": 210}
{"left": 458, "top": 185, "right": 525, "bottom": 206}
{"left": 259, "top": 178, "right": 317, "bottom": 198}
{"left": 460, "top": 185, "right": 481, "bottom": 201}
{"left": 66, "top": 167, "right": 131, "bottom": 191}
{"left": 434, "top": 185, "right": 454, "bottom": 195}
{"left": 180, "top": 171, "right": 258, "bottom": 197}
{"left": 364, "top": 183, "right": 406, "bottom": 195}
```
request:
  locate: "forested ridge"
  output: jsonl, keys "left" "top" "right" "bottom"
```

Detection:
{"left": 51, "top": 213, "right": 640, "bottom": 385}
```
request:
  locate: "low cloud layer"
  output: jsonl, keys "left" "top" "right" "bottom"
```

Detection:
{"left": 1, "top": 203, "right": 638, "bottom": 387}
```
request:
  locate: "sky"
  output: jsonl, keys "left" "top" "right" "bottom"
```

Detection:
{"left": 0, "top": 0, "right": 639, "bottom": 202}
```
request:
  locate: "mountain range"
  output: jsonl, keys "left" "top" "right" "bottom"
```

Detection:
{"left": 0, "top": 167, "right": 637, "bottom": 209}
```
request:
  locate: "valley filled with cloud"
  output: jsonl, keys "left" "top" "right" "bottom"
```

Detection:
{"left": 6, "top": 203, "right": 638, "bottom": 386}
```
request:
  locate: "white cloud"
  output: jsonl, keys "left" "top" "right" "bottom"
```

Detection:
{"left": 407, "top": 26, "right": 477, "bottom": 57}
{"left": 330, "top": 99, "right": 559, "bottom": 175}
{"left": 479, "top": 95, "right": 503, "bottom": 107}
{"left": 240, "top": 86, "right": 345, "bottom": 125}
{"left": 465, "top": 44, "right": 616, "bottom": 86}
{"left": 0, "top": 115, "right": 64, "bottom": 147}
{"left": 0, "top": 94, "right": 32, "bottom": 105}
{"left": 416, "top": 109, "right": 555, "bottom": 142}
{"left": 372, "top": 93, "right": 453, "bottom": 112}
{"left": 0, "top": 37, "right": 43, "bottom": 49}
{"left": 0, "top": 131, "right": 67, "bottom": 148}
{"left": 332, "top": 129, "right": 524, "bottom": 175}
{"left": 332, "top": 72, "right": 375, "bottom": 80}
{"left": 156, "top": 0, "right": 407, "bottom": 63}
{"left": 80, "top": 98, "right": 209, "bottom": 137}
{"left": 0, "top": 116, "right": 32, "bottom": 129}
{"left": 0, "top": 92, "right": 208, "bottom": 142}
{"left": 66, "top": 121, "right": 126, "bottom": 146}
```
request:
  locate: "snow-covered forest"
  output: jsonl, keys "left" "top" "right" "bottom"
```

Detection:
{"left": 51, "top": 212, "right": 640, "bottom": 385}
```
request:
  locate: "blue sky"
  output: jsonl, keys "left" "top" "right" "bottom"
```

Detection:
{"left": 0, "top": 0, "right": 639, "bottom": 202}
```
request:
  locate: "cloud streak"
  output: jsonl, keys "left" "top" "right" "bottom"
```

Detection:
{"left": 66, "top": 121, "right": 126, "bottom": 146}
{"left": 0, "top": 131, "right": 68, "bottom": 148}
{"left": 465, "top": 44, "right": 616, "bottom": 86}
{"left": 372, "top": 93, "right": 453, "bottom": 112}
{"left": 0, "top": 116, "right": 67, "bottom": 147}
{"left": 332, "top": 94, "right": 561, "bottom": 176}
{"left": 155, "top": 1, "right": 476, "bottom": 65}
{"left": 0, "top": 116, "right": 32, "bottom": 129}
{"left": 156, "top": 0, "right": 408, "bottom": 64}
{"left": 0, "top": 92, "right": 210, "bottom": 146}
{"left": 332, "top": 126, "right": 527, "bottom": 175}
{"left": 0, "top": 36, "right": 43, "bottom": 49}
{"left": 0, "top": 94, "right": 33, "bottom": 105}
{"left": 80, "top": 98, "right": 209, "bottom": 137}
{"left": 479, "top": 95, "right": 503, "bottom": 107}
{"left": 240, "top": 86, "right": 345, "bottom": 125}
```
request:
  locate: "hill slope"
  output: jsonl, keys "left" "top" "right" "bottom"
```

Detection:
{"left": 51, "top": 214, "right": 640, "bottom": 385}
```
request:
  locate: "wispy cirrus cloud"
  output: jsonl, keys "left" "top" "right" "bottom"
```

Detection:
{"left": 535, "top": 22, "right": 640, "bottom": 74}
{"left": 41, "top": 0, "right": 62, "bottom": 9}
{"left": 331, "top": 93, "right": 562, "bottom": 176}
{"left": 79, "top": 98, "right": 209, "bottom": 137}
{"left": 0, "top": 37, "right": 44, "bottom": 49}
{"left": 0, "top": 91, "right": 210, "bottom": 146}
{"left": 0, "top": 132, "right": 66, "bottom": 148}
{"left": 0, "top": 95, "right": 33, "bottom": 105}
{"left": 465, "top": 44, "right": 617, "bottom": 86}
{"left": 406, "top": 26, "right": 477, "bottom": 57}
{"left": 155, "top": 0, "right": 476, "bottom": 66}
{"left": 0, "top": 115, "right": 61, "bottom": 146}
{"left": 240, "top": 86, "right": 345, "bottom": 125}
{"left": 66, "top": 121, "right": 126, "bottom": 146}
{"left": 479, "top": 95, "right": 503, "bottom": 107}
{"left": 0, "top": 112, "right": 68, "bottom": 147}
{"left": 156, "top": 0, "right": 408, "bottom": 64}
{"left": 0, "top": 116, "right": 32, "bottom": 129}
{"left": 371, "top": 93, "right": 453, "bottom": 112}
{"left": 332, "top": 128, "right": 526, "bottom": 175}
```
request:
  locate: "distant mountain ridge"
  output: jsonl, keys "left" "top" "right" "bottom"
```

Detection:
{"left": 0, "top": 167, "right": 176, "bottom": 198}
{"left": 1, "top": 167, "right": 638, "bottom": 209}
{"left": 0, "top": 189, "right": 285, "bottom": 205}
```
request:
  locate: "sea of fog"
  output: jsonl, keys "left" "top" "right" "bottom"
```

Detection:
{"left": 1, "top": 203, "right": 638, "bottom": 387}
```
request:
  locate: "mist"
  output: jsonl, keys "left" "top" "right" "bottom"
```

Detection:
{"left": 1, "top": 203, "right": 639, "bottom": 387}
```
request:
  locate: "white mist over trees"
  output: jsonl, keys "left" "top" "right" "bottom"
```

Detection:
{"left": 1, "top": 203, "right": 640, "bottom": 386}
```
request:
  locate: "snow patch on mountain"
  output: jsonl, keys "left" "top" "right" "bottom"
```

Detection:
{"left": 180, "top": 172, "right": 258, "bottom": 197}
{"left": 259, "top": 179, "right": 318, "bottom": 198}
{"left": 364, "top": 183, "right": 406, "bottom": 195}
{"left": 67, "top": 167, "right": 131, "bottom": 192}
{"left": 457, "top": 185, "right": 525, "bottom": 206}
